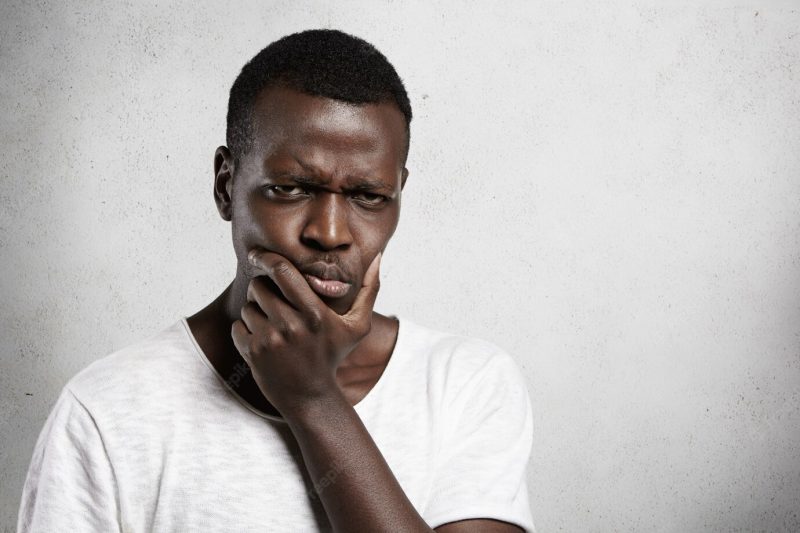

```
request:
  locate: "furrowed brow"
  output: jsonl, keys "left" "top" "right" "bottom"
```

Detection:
{"left": 345, "top": 177, "right": 394, "bottom": 193}
{"left": 280, "top": 174, "right": 331, "bottom": 187}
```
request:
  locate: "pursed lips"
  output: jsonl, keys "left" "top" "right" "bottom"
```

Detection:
{"left": 301, "top": 262, "right": 352, "bottom": 298}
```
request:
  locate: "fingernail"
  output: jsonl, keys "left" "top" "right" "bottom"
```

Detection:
{"left": 248, "top": 250, "right": 258, "bottom": 265}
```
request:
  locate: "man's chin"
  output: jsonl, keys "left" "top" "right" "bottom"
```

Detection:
{"left": 321, "top": 295, "right": 353, "bottom": 316}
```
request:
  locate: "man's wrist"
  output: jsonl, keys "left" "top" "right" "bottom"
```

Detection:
{"left": 279, "top": 386, "right": 351, "bottom": 427}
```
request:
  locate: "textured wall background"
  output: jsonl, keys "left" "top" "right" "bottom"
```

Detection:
{"left": 2, "top": 1, "right": 799, "bottom": 531}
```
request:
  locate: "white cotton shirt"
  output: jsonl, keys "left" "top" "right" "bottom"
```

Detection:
{"left": 18, "top": 317, "right": 535, "bottom": 532}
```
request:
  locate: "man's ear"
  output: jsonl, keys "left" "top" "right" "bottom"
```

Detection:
{"left": 214, "top": 146, "right": 235, "bottom": 221}
{"left": 401, "top": 167, "right": 409, "bottom": 190}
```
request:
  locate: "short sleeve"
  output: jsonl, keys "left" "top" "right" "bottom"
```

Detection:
{"left": 425, "top": 347, "right": 535, "bottom": 532}
{"left": 18, "top": 386, "right": 121, "bottom": 533}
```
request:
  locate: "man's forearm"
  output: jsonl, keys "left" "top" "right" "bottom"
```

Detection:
{"left": 283, "top": 390, "right": 432, "bottom": 533}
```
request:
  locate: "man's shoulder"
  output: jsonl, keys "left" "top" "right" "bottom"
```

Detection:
{"left": 65, "top": 319, "right": 196, "bottom": 405}
{"left": 397, "top": 318, "right": 523, "bottom": 386}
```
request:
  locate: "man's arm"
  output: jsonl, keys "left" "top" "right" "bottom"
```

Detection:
{"left": 283, "top": 391, "right": 524, "bottom": 533}
{"left": 232, "top": 249, "right": 525, "bottom": 532}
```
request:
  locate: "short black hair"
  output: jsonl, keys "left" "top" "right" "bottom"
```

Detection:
{"left": 226, "top": 29, "right": 412, "bottom": 164}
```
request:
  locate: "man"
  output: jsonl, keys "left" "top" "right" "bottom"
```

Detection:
{"left": 18, "top": 29, "right": 535, "bottom": 532}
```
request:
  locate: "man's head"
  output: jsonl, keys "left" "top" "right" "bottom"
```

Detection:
{"left": 226, "top": 29, "right": 412, "bottom": 165}
{"left": 214, "top": 30, "right": 412, "bottom": 315}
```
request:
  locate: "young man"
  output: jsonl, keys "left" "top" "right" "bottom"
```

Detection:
{"left": 18, "top": 30, "right": 535, "bottom": 532}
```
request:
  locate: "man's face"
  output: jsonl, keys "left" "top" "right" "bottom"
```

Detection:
{"left": 223, "top": 86, "right": 408, "bottom": 315}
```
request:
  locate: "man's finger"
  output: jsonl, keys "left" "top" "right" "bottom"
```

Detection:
{"left": 344, "top": 252, "right": 381, "bottom": 326}
{"left": 231, "top": 319, "right": 251, "bottom": 362}
{"left": 247, "top": 248, "right": 321, "bottom": 313}
{"left": 247, "top": 277, "right": 297, "bottom": 332}
{"left": 246, "top": 277, "right": 280, "bottom": 316}
{"left": 240, "top": 301, "right": 265, "bottom": 333}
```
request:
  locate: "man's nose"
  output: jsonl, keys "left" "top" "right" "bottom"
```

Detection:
{"left": 301, "top": 192, "right": 353, "bottom": 251}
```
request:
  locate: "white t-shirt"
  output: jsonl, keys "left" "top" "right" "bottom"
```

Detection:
{"left": 18, "top": 317, "right": 535, "bottom": 532}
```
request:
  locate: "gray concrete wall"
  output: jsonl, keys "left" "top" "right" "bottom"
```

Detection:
{"left": 2, "top": 1, "right": 799, "bottom": 531}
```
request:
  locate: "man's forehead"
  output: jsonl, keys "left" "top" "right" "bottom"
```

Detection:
{"left": 249, "top": 86, "right": 407, "bottom": 161}
{"left": 252, "top": 85, "right": 403, "bottom": 126}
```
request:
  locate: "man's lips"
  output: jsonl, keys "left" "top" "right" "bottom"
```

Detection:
{"left": 300, "top": 262, "right": 352, "bottom": 298}
{"left": 303, "top": 274, "right": 352, "bottom": 298}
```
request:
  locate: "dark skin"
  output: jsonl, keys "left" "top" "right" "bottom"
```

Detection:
{"left": 187, "top": 86, "right": 523, "bottom": 533}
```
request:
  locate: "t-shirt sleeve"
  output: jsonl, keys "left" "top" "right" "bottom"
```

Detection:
{"left": 424, "top": 346, "right": 535, "bottom": 532}
{"left": 18, "top": 386, "right": 121, "bottom": 533}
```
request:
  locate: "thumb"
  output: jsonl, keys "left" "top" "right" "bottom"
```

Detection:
{"left": 344, "top": 252, "right": 382, "bottom": 327}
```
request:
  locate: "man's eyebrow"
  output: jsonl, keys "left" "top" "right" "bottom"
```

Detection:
{"left": 273, "top": 172, "right": 394, "bottom": 193}
{"left": 344, "top": 176, "right": 394, "bottom": 193}
{"left": 281, "top": 174, "right": 330, "bottom": 187}
{"left": 289, "top": 159, "right": 395, "bottom": 192}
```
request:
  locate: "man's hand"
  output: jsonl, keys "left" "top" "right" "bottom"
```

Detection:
{"left": 230, "top": 248, "right": 381, "bottom": 417}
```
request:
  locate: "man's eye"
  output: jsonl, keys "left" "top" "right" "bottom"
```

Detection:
{"left": 352, "top": 192, "right": 387, "bottom": 206}
{"left": 268, "top": 185, "right": 307, "bottom": 197}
